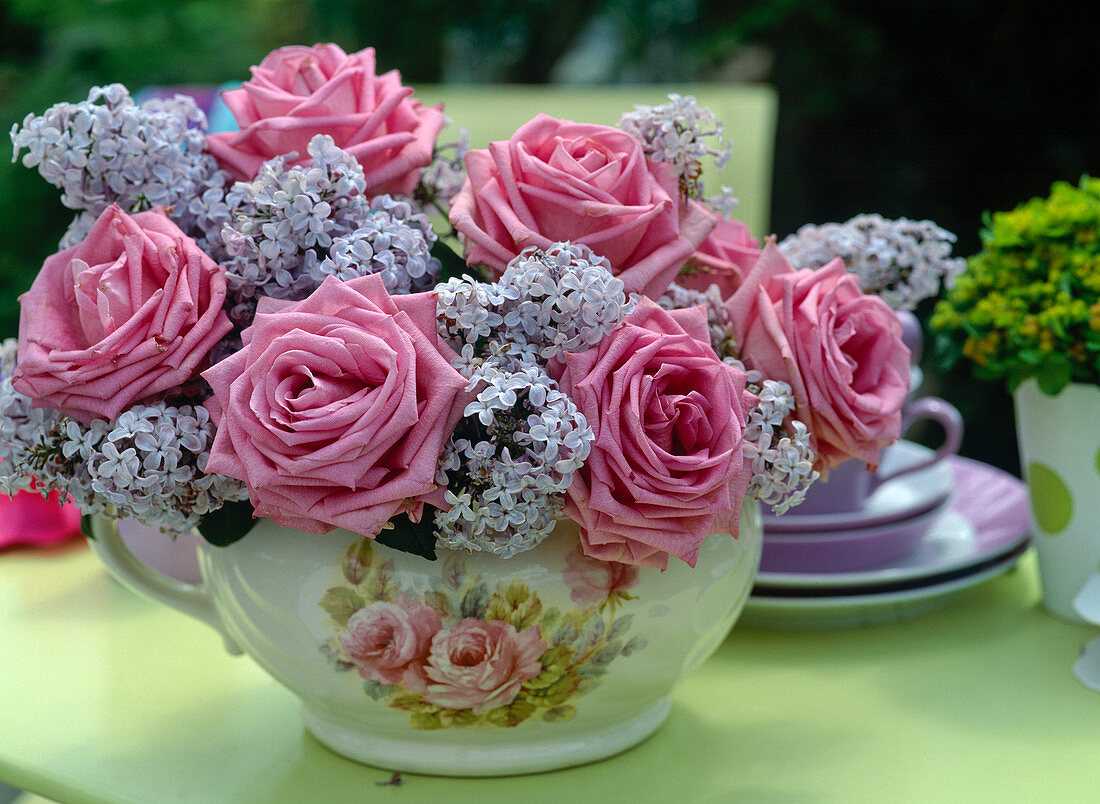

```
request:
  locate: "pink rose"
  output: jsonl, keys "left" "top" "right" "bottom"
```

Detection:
{"left": 678, "top": 217, "right": 761, "bottom": 298}
{"left": 448, "top": 113, "right": 716, "bottom": 298}
{"left": 563, "top": 542, "right": 639, "bottom": 608}
{"left": 202, "top": 274, "right": 470, "bottom": 537}
{"left": 14, "top": 205, "right": 232, "bottom": 424}
{"left": 421, "top": 619, "right": 546, "bottom": 714}
{"left": 723, "top": 242, "right": 910, "bottom": 472}
{"left": 557, "top": 299, "right": 755, "bottom": 569}
{"left": 206, "top": 44, "right": 445, "bottom": 193}
{"left": 339, "top": 599, "right": 441, "bottom": 691}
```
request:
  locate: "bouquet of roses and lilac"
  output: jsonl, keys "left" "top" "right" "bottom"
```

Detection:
{"left": 1, "top": 43, "right": 913, "bottom": 569}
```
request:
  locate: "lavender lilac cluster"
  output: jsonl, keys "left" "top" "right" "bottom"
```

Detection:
{"left": 619, "top": 93, "right": 733, "bottom": 200}
{"left": 9, "top": 84, "right": 222, "bottom": 248}
{"left": 0, "top": 341, "right": 246, "bottom": 531}
{"left": 433, "top": 243, "right": 637, "bottom": 556}
{"left": 741, "top": 380, "right": 818, "bottom": 514}
{"left": 207, "top": 135, "right": 441, "bottom": 325}
{"left": 779, "top": 213, "right": 966, "bottom": 311}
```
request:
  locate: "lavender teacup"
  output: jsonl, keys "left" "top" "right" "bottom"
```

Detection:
{"left": 792, "top": 396, "right": 963, "bottom": 517}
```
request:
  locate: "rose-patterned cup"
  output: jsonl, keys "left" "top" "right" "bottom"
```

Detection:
{"left": 87, "top": 504, "right": 762, "bottom": 776}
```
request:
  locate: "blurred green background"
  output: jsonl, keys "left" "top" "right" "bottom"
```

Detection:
{"left": 1, "top": 0, "right": 1096, "bottom": 474}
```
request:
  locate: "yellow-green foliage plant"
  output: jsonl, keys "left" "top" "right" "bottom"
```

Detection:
{"left": 931, "top": 176, "right": 1100, "bottom": 395}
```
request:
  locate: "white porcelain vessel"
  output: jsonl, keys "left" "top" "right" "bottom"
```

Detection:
{"left": 1013, "top": 379, "right": 1100, "bottom": 622}
{"left": 89, "top": 504, "right": 762, "bottom": 776}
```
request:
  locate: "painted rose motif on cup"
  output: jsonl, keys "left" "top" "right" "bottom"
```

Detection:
{"left": 319, "top": 535, "right": 645, "bottom": 729}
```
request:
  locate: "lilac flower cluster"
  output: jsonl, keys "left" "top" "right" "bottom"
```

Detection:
{"left": 741, "top": 380, "right": 818, "bottom": 515}
{"left": 209, "top": 135, "right": 440, "bottom": 324}
{"left": 619, "top": 93, "right": 733, "bottom": 199}
{"left": 438, "top": 243, "right": 633, "bottom": 360}
{"left": 435, "top": 365, "right": 591, "bottom": 557}
{"left": 779, "top": 213, "right": 966, "bottom": 311}
{"left": 9, "top": 84, "right": 221, "bottom": 246}
{"left": 433, "top": 243, "right": 637, "bottom": 556}
{"left": 0, "top": 340, "right": 246, "bottom": 531}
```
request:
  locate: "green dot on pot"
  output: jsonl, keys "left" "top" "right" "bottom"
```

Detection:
{"left": 1095, "top": 445, "right": 1100, "bottom": 478}
{"left": 1027, "top": 461, "right": 1073, "bottom": 534}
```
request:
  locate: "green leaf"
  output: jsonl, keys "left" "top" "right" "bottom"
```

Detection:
{"left": 197, "top": 499, "right": 257, "bottom": 547}
{"left": 542, "top": 705, "right": 576, "bottom": 723}
{"left": 319, "top": 586, "right": 366, "bottom": 627}
{"left": 374, "top": 510, "right": 438, "bottom": 561}
{"left": 80, "top": 513, "right": 96, "bottom": 541}
{"left": 342, "top": 537, "right": 374, "bottom": 585}
{"left": 430, "top": 238, "right": 470, "bottom": 284}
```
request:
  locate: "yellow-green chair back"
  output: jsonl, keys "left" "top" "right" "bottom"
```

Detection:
{"left": 415, "top": 84, "right": 777, "bottom": 238}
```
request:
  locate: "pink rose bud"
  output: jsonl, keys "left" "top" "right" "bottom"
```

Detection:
{"left": 206, "top": 44, "right": 445, "bottom": 194}
{"left": 14, "top": 205, "right": 232, "bottom": 424}
{"left": 724, "top": 241, "right": 911, "bottom": 473}
{"left": 449, "top": 113, "right": 717, "bottom": 299}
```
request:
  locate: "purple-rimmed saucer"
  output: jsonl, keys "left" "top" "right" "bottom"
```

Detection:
{"left": 763, "top": 441, "right": 953, "bottom": 534}
{"left": 759, "top": 499, "right": 950, "bottom": 573}
{"left": 754, "top": 455, "right": 1031, "bottom": 587}
{"left": 743, "top": 456, "right": 1032, "bottom": 628}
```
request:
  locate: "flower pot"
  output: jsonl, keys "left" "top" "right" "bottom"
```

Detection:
{"left": 87, "top": 503, "right": 762, "bottom": 776}
{"left": 1013, "top": 379, "right": 1100, "bottom": 622}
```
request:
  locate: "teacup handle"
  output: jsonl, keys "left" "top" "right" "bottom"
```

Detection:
{"left": 87, "top": 515, "right": 241, "bottom": 655}
{"left": 872, "top": 396, "right": 964, "bottom": 488}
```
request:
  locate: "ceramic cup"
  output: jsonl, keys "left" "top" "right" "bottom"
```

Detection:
{"left": 792, "top": 396, "right": 964, "bottom": 517}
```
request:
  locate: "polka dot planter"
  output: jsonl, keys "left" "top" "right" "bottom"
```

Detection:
{"left": 1013, "top": 379, "right": 1100, "bottom": 622}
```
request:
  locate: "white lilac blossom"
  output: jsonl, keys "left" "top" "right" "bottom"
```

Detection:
{"left": 657, "top": 282, "right": 734, "bottom": 357}
{"left": 1, "top": 339, "right": 247, "bottom": 532}
{"left": 706, "top": 185, "right": 741, "bottom": 219}
{"left": 436, "top": 276, "right": 510, "bottom": 349}
{"left": 434, "top": 363, "right": 592, "bottom": 558}
{"left": 65, "top": 403, "right": 248, "bottom": 533}
{"left": 741, "top": 379, "right": 818, "bottom": 514}
{"left": 10, "top": 84, "right": 220, "bottom": 229}
{"left": 0, "top": 340, "right": 71, "bottom": 497}
{"left": 496, "top": 244, "right": 633, "bottom": 361}
{"left": 779, "top": 213, "right": 966, "bottom": 312}
{"left": 619, "top": 93, "right": 733, "bottom": 199}
{"left": 312, "top": 207, "right": 440, "bottom": 294}
{"left": 217, "top": 135, "right": 440, "bottom": 321}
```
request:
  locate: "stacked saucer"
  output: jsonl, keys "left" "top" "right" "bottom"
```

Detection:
{"left": 743, "top": 441, "right": 1032, "bottom": 629}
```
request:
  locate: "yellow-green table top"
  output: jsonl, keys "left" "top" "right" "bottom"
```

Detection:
{"left": 1, "top": 541, "right": 1097, "bottom": 803}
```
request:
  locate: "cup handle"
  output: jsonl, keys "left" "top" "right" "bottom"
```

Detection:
{"left": 87, "top": 515, "right": 241, "bottom": 655}
{"left": 872, "top": 396, "right": 964, "bottom": 488}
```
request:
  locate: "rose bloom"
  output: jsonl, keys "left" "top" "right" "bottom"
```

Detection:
{"left": 724, "top": 241, "right": 910, "bottom": 472}
{"left": 339, "top": 599, "right": 441, "bottom": 692}
{"left": 14, "top": 205, "right": 232, "bottom": 424}
{"left": 563, "top": 542, "right": 639, "bottom": 608}
{"left": 449, "top": 113, "right": 716, "bottom": 299}
{"left": 421, "top": 619, "right": 546, "bottom": 714}
{"left": 557, "top": 299, "right": 755, "bottom": 569}
{"left": 202, "top": 274, "right": 469, "bottom": 537}
{"left": 206, "top": 44, "right": 445, "bottom": 193}
{"left": 678, "top": 217, "right": 761, "bottom": 298}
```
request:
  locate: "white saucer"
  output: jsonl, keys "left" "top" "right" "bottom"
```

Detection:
{"left": 743, "top": 456, "right": 1032, "bottom": 628}
{"left": 740, "top": 551, "right": 1024, "bottom": 629}
{"left": 756, "top": 510, "right": 1020, "bottom": 589}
